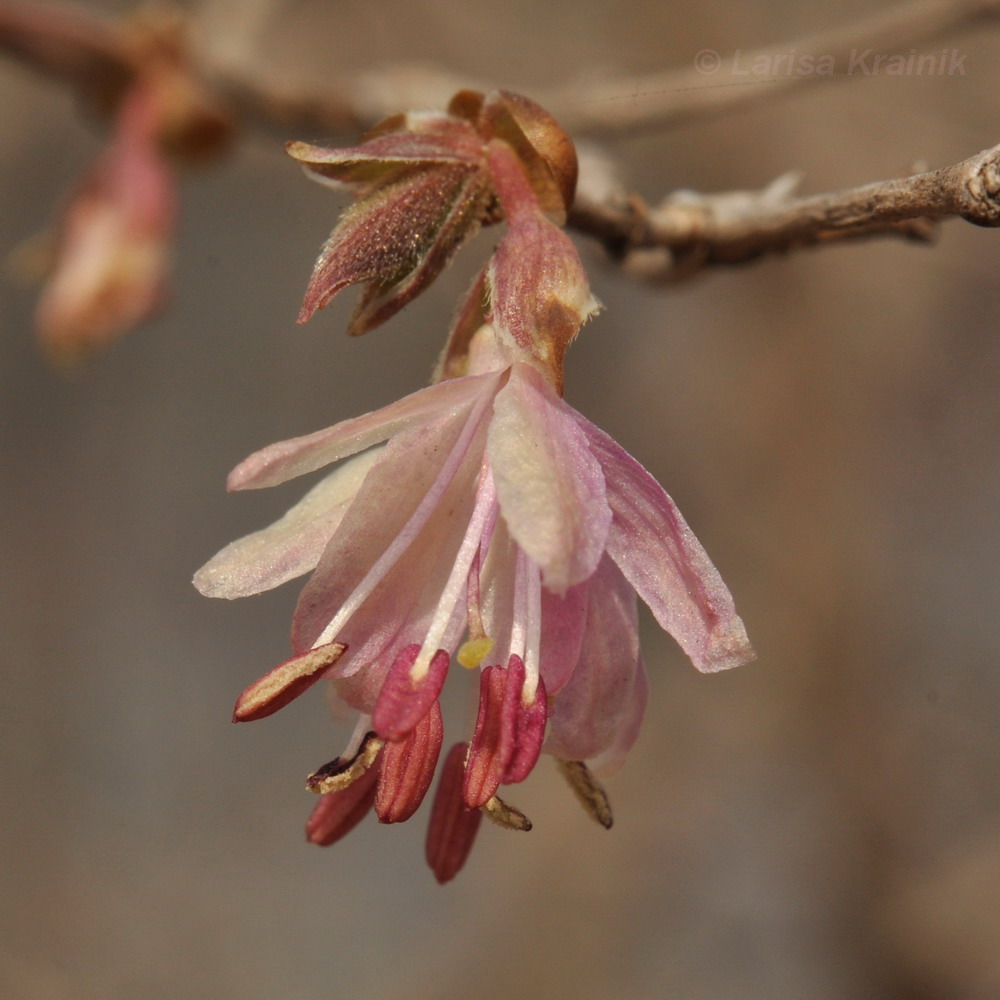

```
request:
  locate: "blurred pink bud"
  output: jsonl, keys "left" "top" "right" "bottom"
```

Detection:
{"left": 35, "top": 80, "right": 176, "bottom": 364}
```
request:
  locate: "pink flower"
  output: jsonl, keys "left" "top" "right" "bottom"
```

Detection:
{"left": 197, "top": 94, "right": 752, "bottom": 881}
{"left": 195, "top": 322, "right": 752, "bottom": 881}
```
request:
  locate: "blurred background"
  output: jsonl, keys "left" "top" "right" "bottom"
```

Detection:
{"left": 2, "top": 1, "right": 999, "bottom": 997}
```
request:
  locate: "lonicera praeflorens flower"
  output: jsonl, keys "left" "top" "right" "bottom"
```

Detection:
{"left": 196, "top": 90, "right": 752, "bottom": 882}
{"left": 195, "top": 319, "right": 753, "bottom": 880}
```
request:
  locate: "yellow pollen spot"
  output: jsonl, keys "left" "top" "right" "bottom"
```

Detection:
{"left": 457, "top": 637, "right": 494, "bottom": 669}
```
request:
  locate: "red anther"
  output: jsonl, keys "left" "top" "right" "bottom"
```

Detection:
{"left": 375, "top": 699, "right": 444, "bottom": 824}
{"left": 462, "top": 657, "right": 522, "bottom": 808}
{"left": 503, "top": 672, "right": 547, "bottom": 784}
{"left": 233, "top": 641, "right": 346, "bottom": 722}
{"left": 425, "top": 742, "right": 483, "bottom": 885}
{"left": 305, "top": 765, "right": 379, "bottom": 847}
{"left": 372, "top": 644, "right": 450, "bottom": 741}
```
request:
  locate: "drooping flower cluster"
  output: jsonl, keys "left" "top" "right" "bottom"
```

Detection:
{"left": 196, "top": 91, "right": 753, "bottom": 882}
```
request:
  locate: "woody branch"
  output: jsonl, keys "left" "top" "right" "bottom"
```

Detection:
{"left": 570, "top": 143, "right": 1000, "bottom": 282}
{"left": 1, "top": 0, "right": 999, "bottom": 284}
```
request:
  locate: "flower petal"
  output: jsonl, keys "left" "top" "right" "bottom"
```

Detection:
{"left": 579, "top": 418, "right": 754, "bottom": 673}
{"left": 588, "top": 656, "right": 648, "bottom": 778}
{"left": 194, "top": 448, "right": 380, "bottom": 598}
{"left": 487, "top": 364, "right": 610, "bottom": 592}
{"left": 228, "top": 370, "right": 500, "bottom": 491}
{"left": 543, "top": 557, "right": 644, "bottom": 763}
{"left": 538, "top": 578, "right": 589, "bottom": 695}
{"left": 291, "top": 388, "right": 493, "bottom": 652}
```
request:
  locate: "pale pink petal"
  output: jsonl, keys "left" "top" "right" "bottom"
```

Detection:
{"left": 487, "top": 364, "right": 610, "bottom": 592}
{"left": 228, "top": 371, "right": 501, "bottom": 491}
{"left": 292, "top": 391, "right": 492, "bottom": 652}
{"left": 588, "top": 656, "right": 648, "bottom": 777}
{"left": 193, "top": 448, "right": 380, "bottom": 598}
{"left": 579, "top": 418, "right": 754, "bottom": 673}
{"left": 543, "top": 557, "right": 645, "bottom": 763}
{"left": 538, "top": 579, "right": 589, "bottom": 695}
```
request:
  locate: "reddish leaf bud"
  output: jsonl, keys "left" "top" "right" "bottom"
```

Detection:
{"left": 479, "top": 90, "right": 578, "bottom": 221}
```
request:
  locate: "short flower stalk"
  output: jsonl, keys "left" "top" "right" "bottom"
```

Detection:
{"left": 196, "top": 90, "right": 753, "bottom": 882}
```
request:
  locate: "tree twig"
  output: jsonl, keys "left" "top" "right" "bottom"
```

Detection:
{"left": 2, "top": 0, "right": 999, "bottom": 286}
{"left": 569, "top": 143, "right": 1000, "bottom": 282}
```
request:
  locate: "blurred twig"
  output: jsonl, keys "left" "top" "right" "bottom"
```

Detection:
{"left": 545, "top": 0, "right": 1000, "bottom": 134}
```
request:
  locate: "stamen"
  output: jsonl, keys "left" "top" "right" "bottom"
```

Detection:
{"left": 556, "top": 759, "right": 614, "bottom": 829}
{"left": 232, "top": 641, "right": 346, "bottom": 722}
{"left": 425, "top": 742, "right": 483, "bottom": 885}
{"left": 522, "top": 560, "right": 542, "bottom": 703}
{"left": 508, "top": 549, "right": 528, "bottom": 661}
{"left": 502, "top": 665, "right": 547, "bottom": 784}
{"left": 465, "top": 540, "right": 487, "bottom": 640}
{"left": 463, "top": 654, "right": 548, "bottom": 806}
{"left": 481, "top": 794, "right": 532, "bottom": 832}
{"left": 306, "top": 731, "right": 384, "bottom": 794}
{"left": 372, "top": 644, "right": 449, "bottom": 741}
{"left": 409, "top": 470, "right": 497, "bottom": 681}
{"left": 375, "top": 699, "right": 444, "bottom": 823}
{"left": 305, "top": 766, "right": 380, "bottom": 846}
{"left": 462, "top": 663, "right": 518, "bottom": 808}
